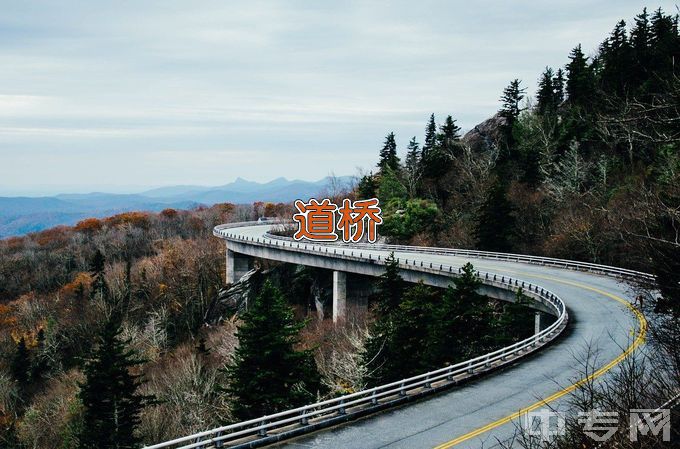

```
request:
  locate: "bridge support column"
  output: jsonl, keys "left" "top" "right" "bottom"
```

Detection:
{"left": 333, "top": 271, "right": 347, "bottom": 323}
{"left": 534, "top": 311, "right": 542, "bottom": 334}
{"left": 226, "top": 247, "right": 251, "bottom": 284}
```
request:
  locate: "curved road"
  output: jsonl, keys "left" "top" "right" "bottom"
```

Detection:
{"left": 221, "top": 224, "right": 645, "bottom": 449}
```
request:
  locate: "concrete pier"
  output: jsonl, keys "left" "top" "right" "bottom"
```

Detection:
{"left": 333, "top": 271, "right": 347, "bottom": 323}
{"left": 226, "top": 248, "right": 251, "bottom": 284}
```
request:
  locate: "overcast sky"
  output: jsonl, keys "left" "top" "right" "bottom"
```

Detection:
{"left": 0, "top": 1, "right": 676, "bottom": 195}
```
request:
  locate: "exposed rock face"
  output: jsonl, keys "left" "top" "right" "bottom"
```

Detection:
{"left": 462, "top": 112, "right": 507, "bottom": 153}
{"left": 211, "top": 269, "right": 259, "bottom": 322}
{"left": 210, "top": 264, "right": 332, "bottom": 323}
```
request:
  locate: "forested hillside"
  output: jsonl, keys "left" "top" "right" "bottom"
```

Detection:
{"left": 360, "top": 7, "right": 679, "bottom": 313}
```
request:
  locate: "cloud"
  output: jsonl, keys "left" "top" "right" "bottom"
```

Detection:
{"left": 0, "top": 0, "right": 675, "bottom": 192}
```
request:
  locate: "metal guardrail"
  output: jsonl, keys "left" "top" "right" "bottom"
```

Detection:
{"left": 259, "top": 228, "right": 653, "bottom": 282}
{"left": 143, "top": 221, "right": 643, "bottom": 449}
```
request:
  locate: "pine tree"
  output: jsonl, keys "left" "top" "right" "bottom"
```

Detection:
{"left": 377, "top": 168, "right": 408, "bottom": 204}
{"left": 31, "top": 328, "right": 49, "bottom": 382}
{"left": 630, "top": 8, "right": 651, "bottom": 86}
{"left": 474, "top": 179, "right": 515, "bottom": 252}
{"left": 553, "top": 68, "right": 565, "bottom": 105}
{"left": 11, "top": 336, "right": 30, "bottom": 388}
{"left": 89, "top": 249, "right": 109, "bottom": 303}
{"left": 404, "top": 137, "right": 421, "bottom": 197}
{"left": 649, "top": 8, "right": 679, "bottom": 80}
{"left": 536, "top": 67, "right": 555, "bottom": 115}
{"left": 565, "top": 45, "right": 594, "bottom": 106}
{"left": 374, "top": 253, "right": 405, "bottom": 316}
{"left": 421, "top": 114, "right": 437, "bottom": 163}
{"left": 78, "top": 315, "right": 154, "bottom": 449}
{"left": 428, "top": 262, "right": 497, "bottom": 365}
{"left": 421, "top": 113, "right": 455, "bottom": 179}
{"left": 226, "top": 281, "right": 321, "bottom": 420}
{"left": 362, "top": 255, "right": 411, "bottom": 384}
{"left": 436, "top": 115, "right": 462, "bottom": 157}
{"left": 356, "top": 172, "right": 378, "bottom": 198}
{"left": 500, "top": 79, "right": 525, "bottom": 124}
{"left": 494, "top": 289, "right": 533, "bottom": 346}
{"left": 365, "top": 283, "right": 438, "bottom": 383}
{"left": 377, "top": 132, "right": 400, "bottom": 172}
{"left": 498, "top": 79, "right": 526, "bottom": 164}
{"left": 600, "top": 20, "right": 631, "bottom": 94}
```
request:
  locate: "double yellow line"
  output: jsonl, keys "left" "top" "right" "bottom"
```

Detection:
{"left": 433, "top": 274, "right": 648, "bottom": 448}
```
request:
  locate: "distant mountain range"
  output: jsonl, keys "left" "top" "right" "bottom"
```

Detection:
{"left": 0, "top": 176, "right": 355, "bottom": 238}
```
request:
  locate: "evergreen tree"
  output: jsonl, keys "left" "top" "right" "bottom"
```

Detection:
{"left": 600, "top": 20, "right": 631, "bottom": 94}
{"left": 374, "top": 253, "right": 405, "bottom": 316}
{"left": 649, "top": 8, "right": 680, "bottom": 80}
{"left": 11, "top": 336, "right": 30, "bottom": 388}
{"left": 436, "top": 115, "right": 462, "bottom": 157}
{"left": 226, "top": 281, "right": 321, "bottom": 420}
{"left": 474, "top": 179, "right": 515, "bottom": 252}
{"left": 365, "top": 283, "right": 438, "bottom": 383}
{"left": 536, "top": 67, "right": 555, "bottom": 115}
{"left": 494, "top": 289, "right": 534, "bottom": 346}
{"left": 520, "top": 143, "right": 543, "bottom": 187}
{"left": 498, "top": 79, "right": 526, "bottom": 163}
{"left": 31, "top": 328, "right": 49, "bottom": 382}
{"left": 378, "top": 132, "right": 400, "bottom": 172}
{"left": 421, "top": 114, "right": 458, "bottom": 180}
{"left": 500, "top": 79, "right": 525, "bottom": 124}
{"left": 362, "top": 255, "right": 410, "bottom": 384}
{"left": 428, "top": 263, "right": 499, "bottom": 365}
{"left": 377, "top": 168, "right": 408, "bottom": 205}
{"left": 565, "top": 44, "right": 594, "bottom": 106}
{"left": 421, "top": 114, "right": 437, "bottom": 163}
{"left": 404, "top": 137, "right": 421, "bottom": 197}
{"left": 630, "top": 8, "right": 651, "bottom": 86}
{"left": 78, "top": 315, "right": 154, "bottom": 449}
{"left": 89, "top": 249, "right": 109, "bottom": 302}
{"left": 356, "top": 172, "right": 378, "bottom": 198}
{"left": 553, "top": 68, "right": 565, "bottom": 105}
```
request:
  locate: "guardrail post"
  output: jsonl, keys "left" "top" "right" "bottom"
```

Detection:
{"left": 424, "top": 375, "right": 432, "bottom": 389}
{"left": 371, "top": 390, "right": 378, "bottom": 405}
{"left": 399, "top": 382, "right": 406, "bottom": 396}
{"left": 300, "top": 410, "right": 309, "bottom": 425}
{"left": 258, "top": 420, "right": 267, "bottom": 437}
{"left": 467, "top": 363, "right": 473, "bottom": 374}
{"left": 215, "top": 431, "right": 224, "bottom": 448}
{"left": 339, "top": 399, "right": 346, "bottom": 415}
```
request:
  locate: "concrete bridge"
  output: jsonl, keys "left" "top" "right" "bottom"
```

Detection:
{"left": 224, "top": 227, "right": 556, "bottom": 323}
{"left": 145, "top": 221, "right": 648, "bottom": 449}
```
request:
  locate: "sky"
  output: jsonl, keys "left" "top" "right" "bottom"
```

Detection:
{"left": 0, "top": 1, "right": 676, "bottom": 195}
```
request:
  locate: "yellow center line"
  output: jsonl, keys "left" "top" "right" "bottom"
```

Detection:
{"left": 432, "top": 273, "right": 647, "bottom": 449}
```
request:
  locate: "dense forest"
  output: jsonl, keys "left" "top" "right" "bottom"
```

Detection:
{"left": 361, "top": 7, "right": 679, "bottom": 315}
{"left": 1, "top": 7, "right": 679, "bottom": 449}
